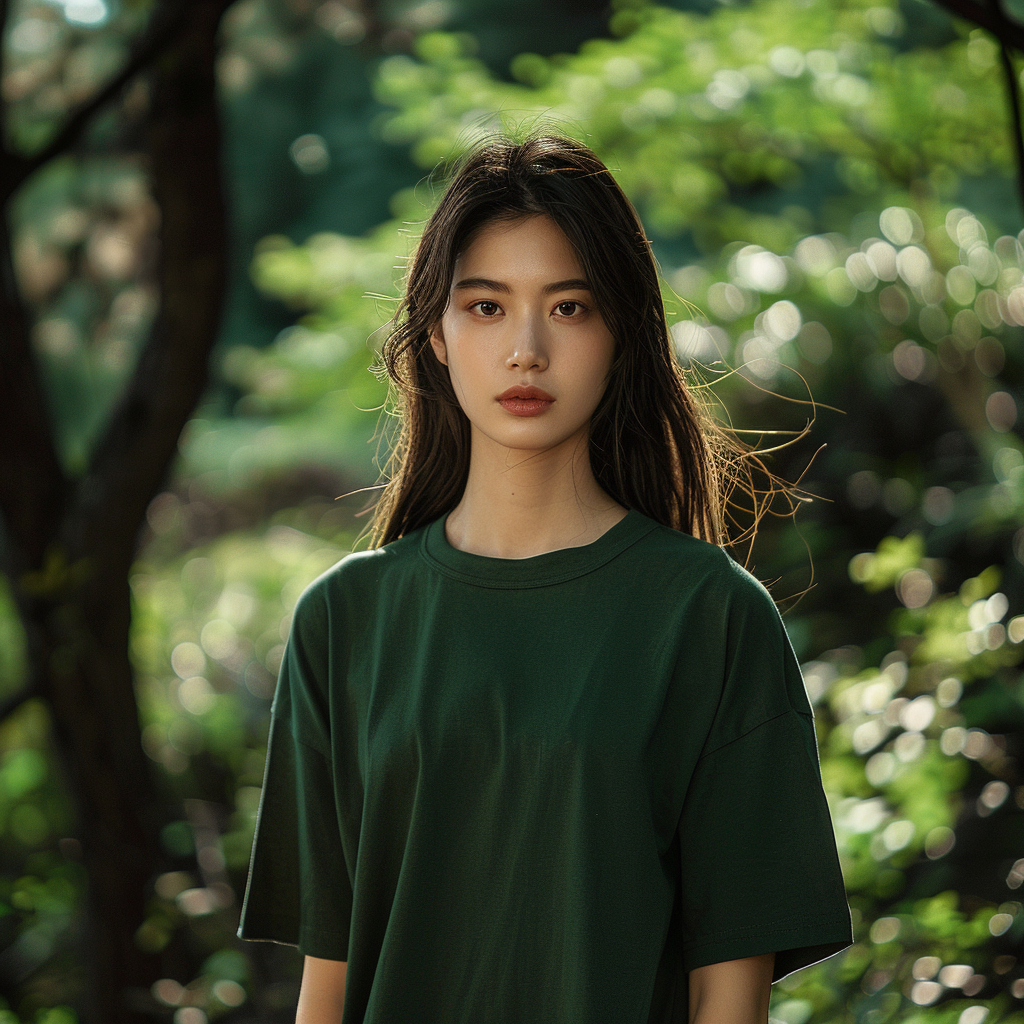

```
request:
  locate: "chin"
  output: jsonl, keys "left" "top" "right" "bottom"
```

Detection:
{"left": 482, "top": 425, "right": 590, "bottom": 456}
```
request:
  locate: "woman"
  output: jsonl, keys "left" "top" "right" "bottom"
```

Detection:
{"left": 237, "top": 131, "right": 853, "bottom": 1023}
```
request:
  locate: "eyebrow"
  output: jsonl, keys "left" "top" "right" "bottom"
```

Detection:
{"left": 452, "top": 277, "right": 591, "bottom": 294}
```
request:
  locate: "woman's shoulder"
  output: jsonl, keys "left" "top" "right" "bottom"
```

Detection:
{"left": 630, "top": 513, "right": 777, "bottom": 608}
{"left": 292, "top": 521, "right": 430, "bottom": 610}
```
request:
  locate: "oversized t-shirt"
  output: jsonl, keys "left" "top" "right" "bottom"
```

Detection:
{"left": 237, "top": 507, "right": 853, "bottom": 1022}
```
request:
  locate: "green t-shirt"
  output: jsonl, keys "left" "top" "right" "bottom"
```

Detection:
{"left": 238, "top": 508, "right": 853, "bottom": 1022}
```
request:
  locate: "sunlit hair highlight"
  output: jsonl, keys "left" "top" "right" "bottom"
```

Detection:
{"left": 365, "top": 129, "right": 809, "bottom": 565}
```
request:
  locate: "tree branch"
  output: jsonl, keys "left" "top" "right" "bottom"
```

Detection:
{"left": 929, "top": 0, "right": 1024, "bottom": 49}
{"left": 0, "top": 0, "right": 200, "bottom": 569}
{"left": 997, "top": 36, "right": 1024, "bottom": 215}
{"left": 0, "top": 0, "right": 69, "bottom": 569}
{"left": 0, "top": 0, "right": 192, "bottom": 183}
{"left": 0, "top": 214, "right": 70, "bottom": 568}
{"left": 985, "top": 0, "right": 1024, "bottom": 216}
{"left": 927, "top": 0, "right": 1024, "bottom": 216}
{"left": 65, "top": 0, "right": 236, "bottom": 570}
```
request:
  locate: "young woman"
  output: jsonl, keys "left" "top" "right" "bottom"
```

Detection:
{"left": 237, "top": 131, "right": 853, "bottom": 1024}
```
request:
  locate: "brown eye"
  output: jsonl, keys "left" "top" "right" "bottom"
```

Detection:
{"left": 556, "top": 301, "right": 583, "bottom": 317}
{"left": 474, "top": 301, "right": 500, "bottom": 316}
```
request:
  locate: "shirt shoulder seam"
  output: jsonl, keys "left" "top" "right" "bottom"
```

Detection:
{"left": 698, "top": 706, "right": 813, "bottom": 762}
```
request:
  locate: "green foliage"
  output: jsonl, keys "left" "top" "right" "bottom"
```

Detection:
{"left": 177, "top": 4, "right": 1024, "bottom": 1013}
{"left": 203, "top": 3, "right": 1024, "bottom": 1019}
{"left": 371, "top": 0, "right": 1007, "bottom": 241}
{"left": 3, "top": 0, "right": 1024, "bottom": 1019}
{"left": 850, "top": 534, "right": 928, "bottom": 592}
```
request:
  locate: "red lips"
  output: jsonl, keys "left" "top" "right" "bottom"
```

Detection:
{"left": 497, "top": 385, "right": 554, "bottom": 401}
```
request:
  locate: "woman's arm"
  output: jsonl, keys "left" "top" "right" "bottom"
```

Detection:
{"left": 296, "top": 956, "right": 347, "bottom": 1024}
{"left": 688, "top": 952, "right": 774, "bottom": 1024}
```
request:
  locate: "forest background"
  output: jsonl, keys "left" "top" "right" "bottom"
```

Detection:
{"left": 2, "top": 0, "right": 1024, "bottom": 1021}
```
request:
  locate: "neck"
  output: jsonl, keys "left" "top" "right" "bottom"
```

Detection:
{"left": 445, "top": 424, "right": 627, "bottom": 559}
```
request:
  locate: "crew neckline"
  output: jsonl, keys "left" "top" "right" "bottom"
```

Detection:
{"left": 420, "top": 507, "right": 659, "bottom": 589}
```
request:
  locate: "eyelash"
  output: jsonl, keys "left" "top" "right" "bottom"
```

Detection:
{"left": 470, "top": 300, "right": 587, "bottom": 318}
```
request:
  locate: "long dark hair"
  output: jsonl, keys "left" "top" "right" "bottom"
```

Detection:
{"left": 366, "top": 129, "right": 804, "bottom": 558}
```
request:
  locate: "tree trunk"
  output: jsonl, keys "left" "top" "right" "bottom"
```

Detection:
{"left": 35, "top": 567, "right": 157, "bottom": 1020}
{"left": 1, "top": 1, "right": 235, "bottom": 1018}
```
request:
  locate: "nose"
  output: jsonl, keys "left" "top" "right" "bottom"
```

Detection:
{"left": 505, "top": 315, "right": 549, "bottom": 372}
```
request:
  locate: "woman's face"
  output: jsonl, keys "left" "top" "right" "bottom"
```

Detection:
{"left": 429, "top": 214, "right": 616, "bottom": 459}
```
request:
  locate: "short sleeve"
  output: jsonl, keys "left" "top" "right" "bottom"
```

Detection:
{"left": 677, "top": 564, "right": 853, "bottom": 982}
{"left": 236, "top": 581, "right": 353, "bottom": 960}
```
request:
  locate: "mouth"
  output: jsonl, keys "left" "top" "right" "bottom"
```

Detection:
{"left": 496, "top": 387, "right": 555, "bottom": 418}
{"left": 497, "top": 385, "right": 555, "bottom": 401}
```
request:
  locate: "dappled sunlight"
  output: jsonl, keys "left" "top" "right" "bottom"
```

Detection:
{"left": 2, "top": 0, "right": 1024, "bottom": 1019}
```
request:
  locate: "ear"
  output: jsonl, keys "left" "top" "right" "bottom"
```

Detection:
{"left": 428, "top": 325, "right": 448, "bottom": 366}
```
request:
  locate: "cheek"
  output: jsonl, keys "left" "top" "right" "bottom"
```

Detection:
{"left": 574, "top": 337, "right": 616, "bottom": 393}
{"left": 447, "top": 329, "right": 491, "bottom": 371}
{"left": 440, "top": 338, "right": 486, "bottom": 404}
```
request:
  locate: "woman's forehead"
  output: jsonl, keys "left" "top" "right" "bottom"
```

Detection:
{"left": 453, "top": 214, "right": 583, "bottom": 279}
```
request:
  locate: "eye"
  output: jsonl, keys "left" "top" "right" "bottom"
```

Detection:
{"left": 471, "top": 300, "right": 502, "bottom": 316}
{"left": 555, "top": 301, "right": 586, "bottom": 317}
